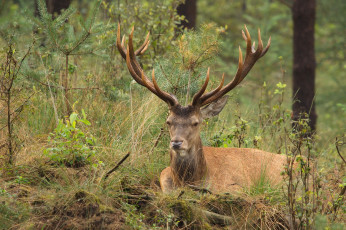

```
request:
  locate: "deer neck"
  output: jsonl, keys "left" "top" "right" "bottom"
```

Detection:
{"left": 170, "top": 137, "right": 207, "bottom": 186}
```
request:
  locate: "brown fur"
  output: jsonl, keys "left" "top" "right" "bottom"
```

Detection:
{"left": 160, "top": 103, "right": 287, "bottom": 193}
{"left": 169, "top": 139, "right": 207, "bottom": 187}
{"left": 161, "top": 145, "right": 287, "bottom": 193}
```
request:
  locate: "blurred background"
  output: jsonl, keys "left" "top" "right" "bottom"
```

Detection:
{"left": 0, "top": 0, "right": 344, "bottom": 229}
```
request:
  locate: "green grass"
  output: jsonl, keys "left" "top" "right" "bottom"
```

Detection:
{"left": 0, "top": 1, "right": 344, "bottom": 228}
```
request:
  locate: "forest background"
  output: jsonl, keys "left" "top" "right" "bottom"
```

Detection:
{"left": 0, "top": 0, "right": 344, "bottom": 229}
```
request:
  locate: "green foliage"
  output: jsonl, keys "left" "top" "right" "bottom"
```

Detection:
{"left": 314, "top": 215, "right": 345, "bottom": 230}
{"left": 0, "top": 201, "right": 29, "bottom": 230}
{"left": 198, "top": 0, "right": 291, "bottom": 81}
{"left": 99, "top": 0, "right": 184, "bottom": 99}
{"left": 245, "top": 168, "right": 281, "bottom": 202}
{"left": 36, "top": 0, "right": 107, "bottom": 56}
{"left": 210, "top": 80, "right": 291, "bottom": 150}
{"left": 13, "top": 175, "right": 30, "bottom": 185}
{"left": 44, "top": 110, "right": 96, "bottom": 168}
{"left": 154, "top": 23, "right": 225, "bottom": 104}
{"left": 123, "top": 203, "right": 148, "bottom": 229}
{"left": 211, "top": 116, "right": 249, "bottom": 148}
{"left": 104, "top": 0, "right": 183, "bottom": 57}
{"left": 0, "top": 0, "right": 344, "bottom": 229}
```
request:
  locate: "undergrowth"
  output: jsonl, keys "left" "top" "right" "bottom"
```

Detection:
{"left": 0, "top": 0, "right": 344, "bottom": 229}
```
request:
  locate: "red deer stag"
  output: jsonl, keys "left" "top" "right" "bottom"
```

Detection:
{"left": 117, "top": 23, "right": 287, "bottom": 193}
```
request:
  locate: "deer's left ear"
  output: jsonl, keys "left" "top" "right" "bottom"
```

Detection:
{"left": 200, "top": 95, "right": 229, "bottom": 119}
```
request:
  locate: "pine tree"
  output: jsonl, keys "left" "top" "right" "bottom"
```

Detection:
{"left": 36, "top": 0, "right": 107, "bottom": 116}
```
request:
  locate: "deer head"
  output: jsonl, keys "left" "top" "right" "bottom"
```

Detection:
{"left": 117, "top": 23, "right": 271, "bottom": 158}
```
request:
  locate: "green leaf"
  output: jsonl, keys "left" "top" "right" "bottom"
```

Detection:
{"left": 69, "top": 112, "right": 78, "bottom": 126}
{"left": 82, "top": 109, "right": 87, "bottom": 120}
{"left": 80, "top": 119, "right": 91, "bottom": 126}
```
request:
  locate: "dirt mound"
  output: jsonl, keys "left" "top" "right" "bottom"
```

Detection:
{"left": 34, "top": 190, "right": 124, "bottom": 230}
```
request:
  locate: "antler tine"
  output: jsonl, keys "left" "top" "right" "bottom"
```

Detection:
{"left": 200, "top": 25, "right": 270, "bottom": 106}
{"left": 201, "top": 47, "right": 244, "bottom": 106}
{"left": 139, "top": 70, "right": 161, "bottom": 97}
{"left": 127, "top": 27, "right": 155, "bottom": 87}
{"left": 116, "top": 23, "right": 127, "bottom": 59}
{"left": 125, "top": 45, "right": 147, "bottom": 86}
{"left": 243, "top": 25, "right": 252, "bottom": 56}
{"left": 199, "top": 73, "right": 225, "bottom": 102}
{"left": 126, "top": 46, "right": 177, "bottom": 106}
{"left": 256, "top": 28, "right": 263, "bottom": 53}
{"left": 119, "top": 24, "right": 178, "bottom": 106}
{"left": 152, "top": 69, "right": 178, "bottom": 106}
{"left": 192, "top": 68, "right": 210, "bottom": 105}
{"left": 117, "top": 23, "right": 150, "bottom": 59}
{"left": 260, "top": 36, "right": 271, "bottom": 58}
{"left": 135, "top": 31, "right": 150, "bottom": 55}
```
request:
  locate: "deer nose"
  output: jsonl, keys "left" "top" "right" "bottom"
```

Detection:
{"left": 171, "top": 140, "right": 183, "bottom": 149}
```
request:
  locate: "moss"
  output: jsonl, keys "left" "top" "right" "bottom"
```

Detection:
{"left": 200, "top": 194, "right": 248, "bottom": 217}
{"left": 73, "top": 190, "right": 115, "bottom": 214}
{"left": 99, "top": 204, "right": 115, "bottom": 214}
{"left": 74, "top": 190, "right": 101, "bottom": 205}
{"left": 156, "top": 195, "right": 210, "bottom": 229}
{"left": 168, "top": 199, "right": 194, "bottom": 223}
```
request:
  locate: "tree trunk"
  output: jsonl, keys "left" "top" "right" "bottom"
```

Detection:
{"left": 292, "top": 0, "right": 317, "bottom": 133}
{"left": 35, "top": 0, "right": 72, "bottom": 17}
{"left": 177, "top": 0, "right": 197, "bottom": 29}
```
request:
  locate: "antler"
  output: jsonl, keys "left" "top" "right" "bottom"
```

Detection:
{"left": 117, "top": 23, "right": 178, "bottom": 106}
{"left": 192, "top": 25, "right": 271, "bottom": 106}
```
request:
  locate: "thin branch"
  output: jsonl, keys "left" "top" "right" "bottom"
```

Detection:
{"left": 24, "top": 75, "right": 102, "bottom": 91}
{"left": 15, "top": 41, "right": 35, "bottom": 77}
{"left": 103, "top": 152, "right": 130, "bottom": 180}
{"left": 150, "top": 127, "right": 164, "bottom": 154}
{"left": 192, "top": 43, "right": 218, "bottom": 69}
{"left": 187, "top": 184, "right": 213, "bottom": 194}
{"left": 0, "top": 93, "right": 35, "bottom": 131}
{"left": 335, "top": 136, "right": 346, "bottom": 165}
{"left": 67, "top": 86, "right": 102, "bottom": 91}
{"left": 200, "top": 209, "right": 233, "bottom": 226}
{"left": 177, "top": 191, "right": 185, "bottom": 199}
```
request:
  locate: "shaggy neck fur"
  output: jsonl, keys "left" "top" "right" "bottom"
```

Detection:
{"left": 170, "top": 137, "right": 207, "bottom": 186}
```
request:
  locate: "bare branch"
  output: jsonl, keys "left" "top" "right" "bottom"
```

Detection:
{"left": 103, "top": 152, "right": 131, "bottom": 180}
{"left": 335, "top": 136, "right": 346, "bottom": 165}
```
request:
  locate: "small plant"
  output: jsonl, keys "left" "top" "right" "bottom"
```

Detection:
{"left": 36, "top": 0, "right": 107, "bottom": 116}
{"left": 44, "top": 110, "right": 96, "bottom": 168}
{"left": 211, "top": 115, "right": 249, "bottom": 148}
{"left": 123, "top": 203, "right": 147, "bottom": 229}
{"left": 284, "top": 114, "right": 318, "bottom": 229}
{"left": 245, "top": 168, "right": 281, "bottom": 199}
{"left": 0, "top": 43, "right": 33, "bottom": 165}
{"left": 13, "top": 175, "right": 30, "bottom": 185}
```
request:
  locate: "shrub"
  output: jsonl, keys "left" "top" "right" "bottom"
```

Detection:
{"left": 44, "top": 110, "right": 96, "bottom": 167}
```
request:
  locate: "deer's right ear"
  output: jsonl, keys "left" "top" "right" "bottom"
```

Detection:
{"left": 200, "top": 95, "right": 229, "bottom": 119}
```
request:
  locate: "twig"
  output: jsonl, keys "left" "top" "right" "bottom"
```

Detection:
{"left": 187, "top": 184, "right": 213, "bottom": 194}
{"left": 200, "top": 209, "right": 232, "bottom": 226}
{"left": 24, "top": 74, "right": 102, "bottom": 91}
{"left": 177, "top": 191, "right": 185, "bottom": 199}
{"left": 115, "top": 193, "right": 153, "bottom": 201}
{"left": 335, "top": 137, "right": 346, "bottom": 165}
{"left": 103, "top": 152, "right": 130, "bottom": 180}
{"left": 67, "top": 86, "right": 102, "bottom": 91}
{"left": 150, "top": 128, "right": 164, "bottom": 154}
{"left": 330, "top": 185, "right": 346, "bottom": 221}
{"left": 15, "top": 41, "right": 34, "bottom": 77}
{"left": 0, "top": 92, "right": 35, "bottom": 131}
